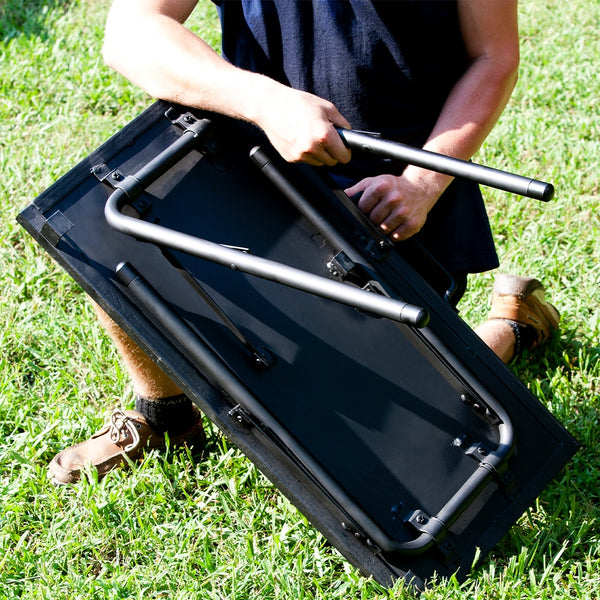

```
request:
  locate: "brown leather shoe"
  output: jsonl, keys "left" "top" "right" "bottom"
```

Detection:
{"left": 488, "top": 274, "right": 560, "bottom": 349}
{"left": 48, "top": 408, "right": 206, "bottom": 484}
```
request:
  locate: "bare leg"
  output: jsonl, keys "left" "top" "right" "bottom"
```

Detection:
{"left": 92, "top": 301, "right": 182, "bottom": 399}
{"left": 48, "top": 302, "right": 205, "bottom": 484}
{"left": 474, "top": 319, "right": 516, "bottom": 364}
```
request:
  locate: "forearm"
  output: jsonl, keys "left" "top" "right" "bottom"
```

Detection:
{"left": 346, "top": 0, "right": 519, "bottom": 242}
{"left": 425, "top": 58, "right": 518, "bottom": 159}
{"left": 403, "top": 0, "right": 520, "bottom": 197}
{"left": 103, "top": 4, "right": 277, "bottom": 125}
{"left": 402, "top": 57, "right": 519, "bottom": 199}
{"left": 103, "top": 1, "right": 351, "bottom": 165}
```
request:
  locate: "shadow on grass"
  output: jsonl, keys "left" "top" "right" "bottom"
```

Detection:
{"left": 0, "top": 0, "right": 72, "bottom": 40}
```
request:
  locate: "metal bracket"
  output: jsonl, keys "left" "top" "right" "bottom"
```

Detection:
{"left": 406, "top": 509, "right": 439, "bottom": 538}
{"left": 327, "top": 251, "right": 356, "bottom": 279}
{"left": 92, "top": 165, "right": 152, "bottom": 217}
{"left": 228, "top": 404, "right": 255, "bottom": 429}
{"left": 166, "top": 108, "right": 230, "bottom": 171}
{"left": 405, "top": 510, "right": 457, "bottom": 564}
{"left": 327, "top": 252, "right": 391, "bottom": 299}
{"left": 365, "top": 237, "right": 394, "bottom": 262}
{"left": 452, "top": 435, "right": 497, "bottom": 466}
{"left": 166, "top": 108, "right": 203, "bottom": 132}
{"left": 452, "top": 435, "right": 519, "bottom": 499}
{"left": 362, "top": 279, "right": 388, "bottom": 297}
{"left": 460, "top": 393, "right": 502, "bottom": 427}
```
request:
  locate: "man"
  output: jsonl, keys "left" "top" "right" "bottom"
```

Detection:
{"left": 48, "top": 0, "right": 559, "bottom": 484}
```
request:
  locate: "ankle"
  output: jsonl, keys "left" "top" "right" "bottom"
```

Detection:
{"left": 493, "top": 319, "right": 538, "bottom": 363}
{"left": 135, "top": 394, "right": 196, "bottom": 434}
{"left": 501, "top": 319, "right": 521, "bottom": 362}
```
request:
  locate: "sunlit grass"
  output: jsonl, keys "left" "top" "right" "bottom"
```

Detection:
{"left": 1, "top": 0, "right": 599, "bottom": 598}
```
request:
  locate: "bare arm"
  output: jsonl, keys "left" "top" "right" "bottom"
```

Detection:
{"left": 103, "top": 0, "right": 351, "bottom": 166}
{"left": 346, "top": 0, "right": 520, "bottom": 241}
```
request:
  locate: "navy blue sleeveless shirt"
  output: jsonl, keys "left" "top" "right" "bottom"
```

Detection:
{"left": 214, "top": 0, "right": 499, "bottom": 275}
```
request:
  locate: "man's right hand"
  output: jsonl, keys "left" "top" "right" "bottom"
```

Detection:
{"left": 105, "top": 0, "right": 351, "bottom": 167}
{"left": 251, "top": 82, "right": 352, "bottom": 167}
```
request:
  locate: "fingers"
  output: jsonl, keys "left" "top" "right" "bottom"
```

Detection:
{"left": 345, "top": 176, "right": 427, "bottom": 242}
{"left": 377, "top": 211, "right": 421, "bottom": 242}
{"left": 325, "top": 111, "right": 352, "bottom": 164}
{"left": 296, "top": 122, "right": 351, "bottom": 166}
{"left": 325, "top": 132, "right": 351, "bottom": 165}
{"left": 265, "top": 89, "right": 351, "bottom": 166}
{"left": 300, "top": 139, "right": 346, "bottom": 167}
{"left": 274, "top": 127, "right": 350, "bottom": 166}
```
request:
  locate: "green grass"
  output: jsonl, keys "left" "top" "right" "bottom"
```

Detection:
{"left": 1, "top": 0, "right": 599, "bottom": 597}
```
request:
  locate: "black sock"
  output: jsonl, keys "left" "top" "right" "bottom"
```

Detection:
{"left": 503, "top": 319, "right": 538, "bottom": 361}
{"left": 517, "top": 323, "right": 538, "bottom": 351}
{"left": 135, "top": 394, "right": 196, "bottom": 434}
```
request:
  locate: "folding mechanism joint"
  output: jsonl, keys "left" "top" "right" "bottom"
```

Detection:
{"left": 327, "top": 251, "right": 357, "bottom": 278}
{"left": 460, "top": 394, "right": 501, "bottom": 426}
{"left": 114, "top": 174, "right": 144, "bottom": 198}
{"left": 251, "top": 346, "right": 277, "bottom": 370}
{"left": 362, "top": 280, "right": 388, "bottom": 296}
{"left": 454, "top": 437, "right": 500, "bottom": 470}
{"left": 462, "top": 441, "right": 493, "bottom": 464}
{"left": 40, "top": 210, "right": 73, "bottom": 247}
{"left": 92, "top": 164, "right": 129, "bottom": 189}
{"left": 453, "top": 437, "right": 519, "bottom": 497}
{"left": 165, "top": 109, "right": 221, "bottom": 164}
{"left": 93, "top": 165, "right": 152, "bottom": 216}
{"left": 327, "top": 253, "right": 391, "bottom": 302}
{"left": 228, "top": 404, "right": 255, "bottom": 429}
{"left": 341, "top": 522, "right": 381, "bottom": 554}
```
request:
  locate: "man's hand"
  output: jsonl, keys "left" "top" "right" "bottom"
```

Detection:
{"left": 104, "top": 1, "right": 352, "bottom": 168}
{"left": 252, "top": 84, "right": 352, "bottom": 167}
{"left": 344, "top": 168, "right": 449, "bottom": 242}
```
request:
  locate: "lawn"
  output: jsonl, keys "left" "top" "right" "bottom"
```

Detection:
{"left": 1, "top": 0, "right": 599, "bottom": 598}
